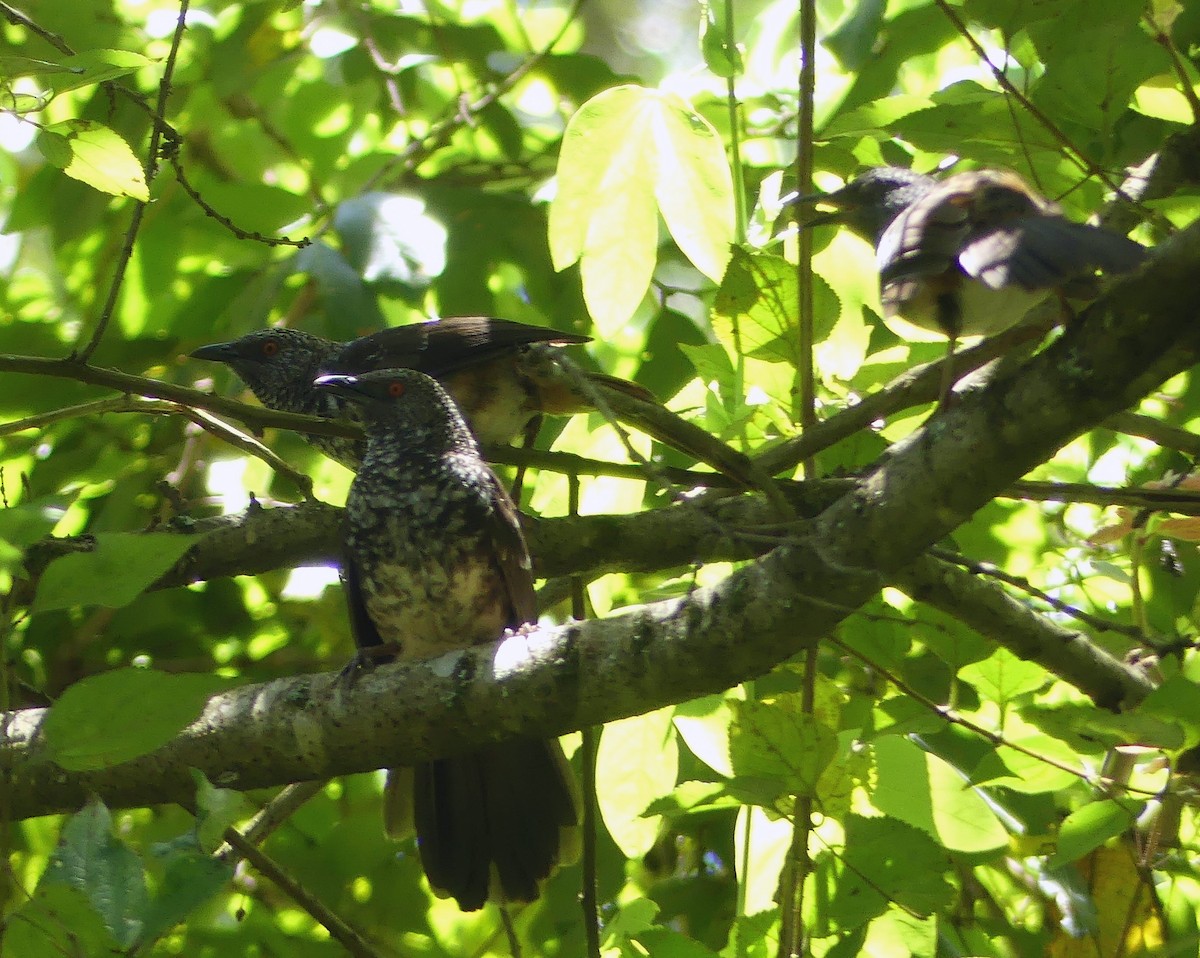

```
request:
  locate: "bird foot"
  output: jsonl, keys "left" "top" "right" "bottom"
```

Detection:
{"left": 337, "top": 643, "right": 401, "bottom": 686}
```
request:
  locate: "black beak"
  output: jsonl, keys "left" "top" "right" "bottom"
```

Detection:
{"left": 190, "top": 342, "right": 240, "bottom": 363}
{"left": 313, "top": 373, "right": 366, "bottom": 401}
{"left": 779, "top": 190, "right": 850, "bottom": 227}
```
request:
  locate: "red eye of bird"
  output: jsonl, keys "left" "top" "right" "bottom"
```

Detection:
{"left": 261, "top": 339, "right": 279, "bottom": 357}
{"left": 388, "top": 381, "right": 406, "bottom": 398}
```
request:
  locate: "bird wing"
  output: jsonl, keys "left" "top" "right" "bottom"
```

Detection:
{"left": 959, "top": 219, "right": 1148, "bottom": 291}
{"left": 876, "top": 177, "right": 973, "bottom": 291}
{"left": 342, "top": 552, "right": 388, "bottom": 653}
{"left": 323, "top": 317, "right": 591, "bottom": 379}
{"left": 479, "top": 465, "right": 537, "bottom": 627}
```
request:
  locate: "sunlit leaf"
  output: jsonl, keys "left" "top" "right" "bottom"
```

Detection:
{"left": 52, "top": 49, "right": 155, "bottom": 93}
{"left": 37, "top": 120, "right": 149, "bottom": 200}
{"left": 1049, "top": 798, "right": 1141, "bottom": 868}
{"left": 551, "top": 84, "right": 733, "bottom": 332}
{"left": 870, "top": 736, "right": 1007, "bottom": 853}
{"left": 596, "top": 706, "right": 679, "bottom": 857}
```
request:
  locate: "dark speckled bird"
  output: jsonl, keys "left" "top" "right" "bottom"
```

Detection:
{"left": 314, "top": 366, "right": 578, "bottom": 912}
{"left": 190, "top": 316, "right": 619, "bottom": 469}
{"left": 191, "top": 316, "right": 762, "bottom": 489}
{"left": 800, "top": 167, "right": 1148, "bottom": 401}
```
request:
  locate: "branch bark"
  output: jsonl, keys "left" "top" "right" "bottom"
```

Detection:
{"left": 7, "top": 222, "right": 1200, "bottom": 818}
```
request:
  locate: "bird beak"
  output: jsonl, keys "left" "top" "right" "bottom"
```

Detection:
{"left": 190, "top": 342, "right": 240, "bottom": 362}
{"left": 780, "top": 189, "right": 849, "bottom": 227}
{"left": 313, "top": 373, "right": 365, "bottom": 400}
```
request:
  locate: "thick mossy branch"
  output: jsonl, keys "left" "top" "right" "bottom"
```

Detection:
{"left": 5, "top": 224, "right": 1198, "bottom": 819}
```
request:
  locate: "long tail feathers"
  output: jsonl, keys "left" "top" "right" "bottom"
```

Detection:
{"left": 410, "top": 738, "right": 579, "bottom": 911}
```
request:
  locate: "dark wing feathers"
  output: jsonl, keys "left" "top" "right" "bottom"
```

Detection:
{"left": 880, "top": 169, "right": 1147, "bottom": 295}
{"left": 342, "top": 555, "right": 388, "bottom": 653}
{"left": 960, "top": 218, "right": 1148, "bottom": 291}
{"left": 481, "top": 466, "right": 536, "bottom": 627}
{"left": 325, "top": 316, "right": 590, "bottom": 379}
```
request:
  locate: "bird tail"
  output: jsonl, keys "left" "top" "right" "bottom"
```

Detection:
{"left": 406, "top": 738, "right": 579, "bottom": 911}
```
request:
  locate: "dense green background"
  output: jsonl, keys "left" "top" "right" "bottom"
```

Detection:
{"left": 3, "top": 0, "right": 1200, "bottom": 955}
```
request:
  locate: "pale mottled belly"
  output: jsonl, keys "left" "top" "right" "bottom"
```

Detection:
{"left": 362, "top": 556, "right": 509, "bottom": 660}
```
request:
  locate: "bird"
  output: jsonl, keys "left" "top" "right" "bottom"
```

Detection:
{"left": 192, "top": 317, "right": 610, "bottom": 468}
{"left": 313, "top": 366, "right": 578, "bottom": 911}
{"left": 800, "top": 167, "right": 1149, "bottom": 401}
{"left": 191, "top": 316, "right": 759, "bottom": 487}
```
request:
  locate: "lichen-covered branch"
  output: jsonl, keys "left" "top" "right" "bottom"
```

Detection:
{"left": 6, "top": 223, "right": 1200, "bottom": 819}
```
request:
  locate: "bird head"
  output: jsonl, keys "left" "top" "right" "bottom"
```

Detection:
{"left": 313, "top": 368, "right": 476, "bottom": 452}
{"left": 191, "top": 328, "right": 336, "bottom": 407}
{"left": 795, "top": 167, "right": 939, "bottom": 243}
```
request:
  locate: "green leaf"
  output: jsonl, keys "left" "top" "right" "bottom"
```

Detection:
{"left": 597, "top": 706, "right": 679, "bottom": 857}
{"left": 637, "top": 927, "right": 722, "bottom": 956}
{"left": 52, "top": 49, "right": 155, "bottom": 93}
{"left": 1139, "top": 675, "right": 1200, "bottom": 750}
{"left": 193, "top": 771, "right": 253, "bottom": 853}
{"left": 41, "top": 801, "right": 148, "bottom": 948}
{"left": 728, "top": 695, "right": 838, "bottom": 806}
{"left": 550, "top": 85, "right": 659, "bottom": 333}
{"left": 3, "top": 883, "right": 118, "bottom": 957}
{"left": 34, "top": 531, "right": 195, "bottom": 612}
{"left": 650, "top": 93, "right": 735, "bottom": 281}
{"left": 699, "top": 3, "right": 743, "bottom": 79}
{"left": 138, "top": 852, "right": 234, "bottom": 945}
{"left": 822, "top": 815, "right": 953, "bottom": 929}
{"left": 602, "top": 897, "right": 661, "bottom": 945}
{"left": 43, "top": 668, "right": 229, "bottom": 771}
{"left": 869, "top": 736, "right": 1008, "bottom": 853}
{"left": 1048, "top": 798, "right": 1141, "bottom": 868}
{"left": 292, "top": 240, "right": 386, "bottom": 334}
{"left": 958, "top": 648, "right": 1048, "bottom": 705}
{"left": 37, "top": 120, "right": 149, "bottom": 200}
{"left": 673, "top": 691, "right": 742, "bottom": 777}
{"left": 0, "top": 55, "right": 85, "bottom": 78}
{"left": 642, "top": 780, "right": 734, "bottom": 816}
{"left": 550, "top": 85, "right": 734, "bottom": 332}
{"left": 711, "top": 248, "right": 839, "bottom": 365}
{"left": 736, "top": 805, "right": 792, "bottom": 914}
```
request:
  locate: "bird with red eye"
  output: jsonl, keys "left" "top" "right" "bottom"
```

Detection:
{"left": 312, "top": 366, "right": 579, "bottom": 913}
{"left": 190, "top": 318, "right": 759, "bottom": 488}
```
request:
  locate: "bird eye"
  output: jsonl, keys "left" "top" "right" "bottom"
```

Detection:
{"left": 261, "top": 339, "right": 279, "bottom": 358}
{"left": 388, "top": 381, "right": 406, "bottom": 398}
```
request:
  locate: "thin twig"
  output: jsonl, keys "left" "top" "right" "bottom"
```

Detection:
{"left": 826, "top": 634, "right": 1160, "bottom": 798}
{"left": 215, "top": 781, "right": 326, "bottom": 862}
{"left": 753, "top": 319, "right": 1045, "bottom": 476}
{"left": 76, "top": 0, "right": 191, "bottom": 361}
{"left": 1142, "top": 11, "right": 1200, "bottom": 122}
{"left": 933, "top": 0, "right": 1165, "bottom": 230}
{"left": 929, "top": 548, "right": 1148, "bottom": 640}
{"left": 2, "top": 394, "right": 313, "bottom": 497}
{"left": 364, "top": 0, "right": 585, "bottom": 190}
{"left": 0, "top": 1, "right": 73, "bottom": 54}
{"left": 570, "top": 475, "right": 602, "bottom": 958}
{"left": 220, "top": 827, "right": 383, "bottom": 958}
{"left": 168, "top": 156, "right": 312, "bottom": 248}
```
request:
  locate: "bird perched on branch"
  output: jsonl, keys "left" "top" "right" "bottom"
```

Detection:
{"left": 799, "top": 167, "right": 1148, "bottom": 401}
{"left": 192, "top": 316, "right": 757, "bottom": 487}
{"left": 314, "top": 366, "right": 578, "bottom": 911}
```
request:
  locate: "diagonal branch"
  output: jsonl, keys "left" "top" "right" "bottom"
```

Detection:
{"left": 7, "top": 223, "right": 1199, "bottom": 819}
